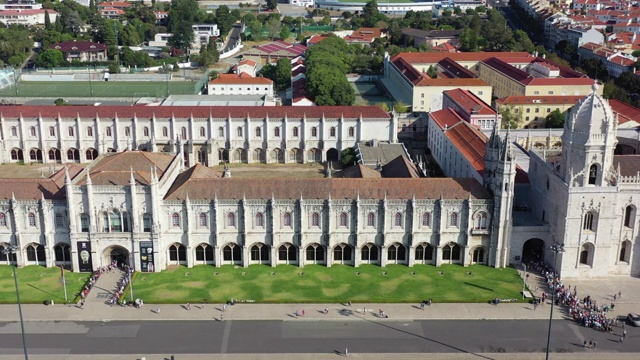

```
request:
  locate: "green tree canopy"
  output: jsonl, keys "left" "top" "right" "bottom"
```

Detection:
{"left": 35, "top": 48, "right": 64, "bottom": 68}
{"left": 545, "top": 109, "right": 565, "bottom": 128}
{"left": 168, "top": 0, "right": 199, "bottom": 52}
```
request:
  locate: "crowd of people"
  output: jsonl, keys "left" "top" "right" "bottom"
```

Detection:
{"left": 106, "top": 262, "right": 135, "bottom": 306}
{"left": 78, "top": 261, "right": 121, "bottom": 300}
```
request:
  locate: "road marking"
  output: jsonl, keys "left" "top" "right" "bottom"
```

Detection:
{"left": 220, "top": 319, "right": 231, "bottom": 353}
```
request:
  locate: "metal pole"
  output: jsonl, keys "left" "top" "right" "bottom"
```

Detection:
{"left": 129, "top": 258, "right": 134, "bottom": 302}
{"left": 60, "top": 266, "right": 68, "bottom": 303}
{"left": 7, "top": 247, "right": 29, "bottom": 360}
{"left": 545, "top": 243, "right": 563, "bottom": 360}
{"left": 522, "top": 264, "right": 527, "bottom": 299}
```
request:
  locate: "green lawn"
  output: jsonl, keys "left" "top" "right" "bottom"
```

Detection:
{"left": 131, "top": 264, "right": 524, "bottom": 304}
{"left": 0, "top": 266, "right": 89, "bottom": 304}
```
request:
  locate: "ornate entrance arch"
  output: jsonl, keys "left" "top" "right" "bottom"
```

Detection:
{"left": 522, "top": 238, "right": 545, "bottom": 264}
{"left": 103, "top": 245, "right": 130, "bottom": 268}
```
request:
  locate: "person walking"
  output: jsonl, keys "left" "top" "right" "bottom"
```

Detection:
{"left": 301, "top": 309, "right": 305, "bottom": 316}
{"left": 619, "top": 336, "right": 624, "bottom": 343}
{"left": 220, "top": 314, "right": 224, "bottom": 322}
{"left": 187, "top": 302, "right": 191, "bottom": 310}
{"left": 223, "top": 303, "right": 226, "bottom": 312}
{"left": 623, "top": 329, "right": 627, "bottom": 338}
{"left": 156, "top": 307, "right": 160, "bottom": 314}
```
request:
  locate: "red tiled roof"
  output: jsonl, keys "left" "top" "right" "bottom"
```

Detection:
{"left": 164, "top": 177, "right": 491, "bottom": 201}
{"left": 0, "top": 105, "right": 391, "bottom": 120}
{"left": 431, "top": 42, "right": 457, "bottom": 53}
{"left": 308, "top": 35, "right": 329, "bottom": 45}
{"left": 78, "top": 151, "right": 176, "bottom": 186}
{"left": 209, "top": 72, "right": 273, "bottom": 85}
{"left": 608, "top": 99, "right": 640, "bottom": 124}
{"left": 0, "top": 9, "right": 58, "bottom": 15}
{"left": 496, "top": 95, "right": 585, "bottom": 105}
{"left": 416, "top": 78, "right": 490, "bottom": 87}
{"left": 51, "top": 41, "right": 106, "bottom": 52}
{"left": 392, "top": 52, "right": 531, "bottom": 64}
{"left": 444, "top": 121, "right": 488, "bottom": 173}
{"left": 444, "top": 88, "right": 495, "bottom": 116}
{"left": 609, "top": 55, "right": 635, "bottom": 66}
{"left": 613, "top": 155, "right": 640, "bottom": 176}
{"left": 430, "top": 108, "right": 466, "bottom": 130}
{"left": 97, "top": 1, "right": 131, "bottom": 8}
{"left": 253, "top": 41, "right": 307, "bottom": 56}
{"left": 0, "top": 179, "right": 65, "bottom": 200}
{"left": 238, "top": 59, "right": 257, "bottom": 67}
{"left": 335, "top": 163, "right": 382, "bottom": 179}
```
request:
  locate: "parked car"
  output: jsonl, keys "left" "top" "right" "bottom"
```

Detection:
{"left": 627, "top": 313, "right": 640, "bottom": 327}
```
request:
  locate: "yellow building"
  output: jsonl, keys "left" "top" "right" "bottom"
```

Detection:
{"left": 495, "top": 95, "right": 585, "bottom": 129}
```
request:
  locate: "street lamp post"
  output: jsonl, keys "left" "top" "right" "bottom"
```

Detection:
{"left": 522, "top": 263, "right": 527, "bottom": 299}
{"left": 3, "top": 245, "right": 29, "bottom": 360}
{"left": 545, "top": 242, "right": 565, "bottom": 360}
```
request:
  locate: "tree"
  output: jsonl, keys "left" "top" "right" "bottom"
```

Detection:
{"left": 580, "top": 58, "right": 607, "bottom": 81}
{"left": 280, "top": 26, "right": 291, "bottom": 40}
{"left": 499, "top": 105, "right": 522, "bottom": 129}
{"left": 44, "top": 10, "right": 51, "bottom": 30}
{"left": 265, "top": 18, "right": 281, "bottom": 41}
{"left": 632, "top": 50, "right": 640, "bottom": 58}
{"left": 362, "top": 0, "right": 387, "bottom": 27}
{"left": 427, "top": 65, "right": 437, "bottom": 79}
{"left": 274, "top": 58, "right": 292, "bottom": 91}
{"left": 35, "top": 48, "right": 64, "bottom": 68}
{"left": 376, "top": 102, "right": 390, "bottom": 112}
{"left": 266, "top": 0, "right": 277, "bottom": 10}
{"left": 393, "top": 101, "right": 409, "bottom": 113}
{"left": 194, "top": 41, "right": 219, "bottom": 68}
{"left": 215, "top": 5, "right": 233, "bottom": 36}
{"left": 120, "top": 47, "right": 153, "bottom": 68}
{"left": 545, "top": 109, "right": 565, "bottom": 128}
{"left": 249, "top": 21, "right": 263, "bottom": 41}
{"left": 168, "top": 0, "right": 199, "bottom": 54}
{"left": 340, "top": 148, "right": 357, "bottom": 167}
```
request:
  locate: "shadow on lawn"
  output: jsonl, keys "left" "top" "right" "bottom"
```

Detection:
{"left": 349, "top": 310, "right": 495, "bottom": 360}
{"left": 27, "top": 283, "right": 66, "bottom": 301}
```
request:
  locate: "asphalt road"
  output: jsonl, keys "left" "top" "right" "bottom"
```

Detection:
{"left": 0, "top": 319, "right": 638, "bottom": 355}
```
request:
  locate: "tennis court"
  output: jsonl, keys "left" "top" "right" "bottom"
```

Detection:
{"left": 0, "top": 80, "right": 198, "bottom": 98}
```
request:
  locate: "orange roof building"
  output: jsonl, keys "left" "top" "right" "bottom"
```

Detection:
{"left": 207, "top": 73, "right": 274, "bottom": 97}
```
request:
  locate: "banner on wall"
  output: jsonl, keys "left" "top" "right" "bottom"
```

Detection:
{"left": 139, "top": 241, "right": 155, "bottom": 272}
{"left": 77, "top": 241, "right": 93, "bottom": 272}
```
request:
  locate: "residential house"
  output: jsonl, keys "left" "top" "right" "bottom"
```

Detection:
{"left": 50, "top": 40, "right": 107, "bottom": 63}
{"left": 0, "top": 9, "right": 57, "bottom": 26}
{"left": 207, "top": 73, "right": 274, "bottom": 97}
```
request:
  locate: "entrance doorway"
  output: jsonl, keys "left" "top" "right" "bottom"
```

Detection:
{"left": 104, "top": 246, "right": 129, "bottom": 268}
{"left": 522, "top": 238, "right": 545, "bottom": 264}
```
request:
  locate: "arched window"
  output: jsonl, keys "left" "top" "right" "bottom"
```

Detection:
{"left": 306, "top": 243, "right": 325, "bottom": 262}
{"left": 274, "top": 127, "right": 280, "bottom": 137}
{"left": 86, "top": 148, "right": 98, "bottom": 160}
{"left": 339, "top": 212, "right": 348, "bottom": 227}
{"left": 583, "top": 212, "right": 595, "bottom": 231}
{"left": 105, "top": 127, "right": 112, "bottom": 137}
{"left": 199, "top": 213, "right": 207, "bottom": 227}
{"left": 30, "top": 126, "right": 36, "bottom": 137}
{"left": 292, "top": 126, "right": 299, "bottom": 137}
{"left": 442, "top": 243, "right": 461, "bottom": 262}
{"left": 311, "top": 212, "right": 320, "bottom": 227}
{"left": 348, "top": 126, "right": 355, "bottom": 137}
{"left": 329, "top": 127, "right": 336, "bottom": 137}
{"left": 422, "top": 212, "right": 431, "bottom": 227}
{"left": 579, "top": 243, "right": 593, "bottom": 265}
{"left": 367, "top": 212, "right": 375, "bottom": 227}
{"left": 255, "top": 127, "right": 261, "bottom": 138}
{"left": 449, "top": 212, "right": 458, "bottom": 227}
{"left": 28, "top": 213, "right": 36, "bottom": 227}
{"left": 223, "top": 243, "right": 242, "bottom": 261}
{"left": 588, "top": 164, "right": 597, "bottom": 185}
{"left": 236, "top": 127, "right": 243, "bottom": 137}
{"left": 50, "top": 126, "right": 56, "bottom": 137}
{"left": 624, "top": 205, "right": 636, "bottom": 228}
{"left": 26, "top": 244, "right": 45, "bottom": 262}
{"left": 250, "top": 243, "right": 270, "bottom": 261}
{"left": 311, "top": 127, "right": 317, "bottom": 137}
{"left": 227, "top": 213, "right": 236, "bottom": 227}
{"left": 415, "top": 243, "right": 433, "bottom": 261}
{"left": 278, "top": 243, "right": 297, "bottom": 262}
{"left": 87, "top": 127, "right": 93, "bottom": 137}
{"left": 0, "top": 213, "right": 5, "bottom": 227}
{"left": 473, "top": 247, "right": 486, "bottom": 263}
{"left": 218, "top": 126, "right": 224, "bottom": 137}
{"left": 181, "top": 127, "right": 187, "bottom": 140}
{"left": 54, "top": 243, "right": 71, "bottom": 262}
{"left": 199, "top": 127, "right": 205, "bottom": 137}
{"left": 125, "top": 126, "right": 131, "bottom": 137}
{"left": 162, "top": 127, "right": 168, "bottom": 137}
{"left": 394, "top": 212, "right": 402, "bottom": 227}
{"left": 168, "top": 243, "right": 187, "bottom": 262}
{"left": 110, "top": 212, "right": 122, "bottom": 232}
{"left": 473, "top": 212, "right": 488, "bottom": 229}
{"left": 361, "top": 243, "right": 378, "bottom": 262}
{"left": 619, "top": 240, "right": 631, "bottom": 263}
{"left": 171, "top": 213, "right": 180, "bottom": 227}
{"left": 11, "top": 126, "right": 17, "bottom": 136}
{"left": 333, "top": 243, "right": 352, "bottom": 262}
{"left": 255, "top": 212, "right": 264, "bottom": 227}
{"left": 283, "top": 212, "right": 292, "bottom": 227}
{"left": 144, "top": 127, "right": 150, "bottom": 137}
{"left": 387, "top": 243, "right": 406, "bottom": 262}
{"left": 142, "top": 214, "right": 152, "bottom": 232}
{"left": 195, "top": 244, "right": 213, "bottom": 262}
{"left": 55, "top": 213, "right": 64, "bottom": 228}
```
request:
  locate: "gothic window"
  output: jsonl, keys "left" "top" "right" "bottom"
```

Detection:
{"left": 26, "top": 244, "right": 45, "bottom": 262}
{"left": 306, "top": 243, "right": 324, "bottom": 261}
{"left": 619, "top": 240, "right": 631, "bottom": 263}
{"left": 199, "top": 127, "right": 205, "bottom": 137}
{"left": 283, "top": 212, "right": 292, "bottom": 227}
{"left": 311, "top": 127, "right": 317, "bottom": 137}
{"left": 339, "top": 212, "right": 348, "bottom": 227}
{"left": 30, "top": 126, "right": 36, "bottom": 137}
{"left": 50, "top": 126, "right": 56, "bottom": 137}
{"left": 422, "top": 212, "right": 431, "bottom": 227}
{"left": 473, "top": 247, "right": 486, "bottom": 263}
{"left": 28, "top": 213, "right": 36, "bottom": 227}
{"left": 442, "top": 243, "right": 461, "bottom": 261}
{"left": 106, "top": 127, "right": 112, "bottom": 137}
{"left": 348, "top": 127, "right": 355, "bottom": 137}
{"left": 255, "top": 212, "right": 264, "bottom": 227}
{"left": 54, "top": 243, "right": 71, "bottom": 262}
{"left": 171, "top": 213, "right": 180, "bottom": 227}
{"left": 143, "top": 214, "right": 152, "bottom": 232}
{"left": 588, "top": 164, "right": 597, "bottom": 185}
{"left": 199, "top": 213, "right": 207, "bottom": 227}
{"left": 292, "top": 126, "right": 299, "bottom": 137}
{"left": 387, "top": 243, "right": 406, "bottom": 261}
{"left": 110, "top": 212, "right": 122, "bottom": 232}
{"left": 236, "top": 127, "right": 243, "bottom": 137}
{"left": 367, "top": 212, "right": 375, "bottom": 227}
{"left": 449, "top": 212, "right": 458, "bottom": 227}
{"left": 579, "top": 243, "right": 593, "bottom": 265}
{"left": 163, "top": 127, "right": 169, "bottom": 137}
{"left": 169, "top": 243, "right": 186, "bottom": 262}
{"left": 250, "top": 243, "right": 269, "bottom": 261}
{"left": 223, "top": 243, "right": 242, "bottom": 261}
{"left": 333, "top": 243, "right": 352, "bottom": 261}
{"left": 473, "top": 212, "right": 488, "bottom": 229}
{"left": 624, "top": 205, "right": 636, "bottom": 228}
{"left": 55, "top": 213, "right": 64, "bottom": 228}
{"left": 181, "top": 127, "right": 187, "bottom": 140}
{"left": 583, "top": 212, "right": 595, "bottom": 231}
{"left": 274, "top": 127, "right": 280, "bottom": 137}
{"left": 329, "top": 127, "right": 336, "bottom": 137}
{"left": 255, "top": 127, "right": 262, "bottom": 138}
{"left": 227, "top": 213, "right": 236, "bottom": 227}
{"left": 87, "top": 126, "right": 93, "bottom": 137}
{"left": 80, "top": 214, "right": 89, "bottom": 232}
{"left": 218, "top": 127, "right": 224, "bottom": 137}
{"left": 195, "top": 244, "right": 213, "bottom": 262}
{"left": 144, "top": 127, "right": 150, "bottom": 137}
{"left": 278, "top": 243, "right": 297, "bottom": 262}
{"left": 11, "top": 126, "right": 17, "bottom": 136}
{"left": 0, "top": 213, "right": 5, "bottom": 227}
{"left": 125, "top": 126, "right": 131, "bottom": 137}
{"left": 394, "top": 212, "right": 402, "bottom": 227}
{"left": 415, "top": 243, "right": 433, "bottom": 261}
{"left": 311, "top": 212, "right": 320, "bottom": 227}
{"left": 361, "top": 243, "right": 378, "bottom": 261}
